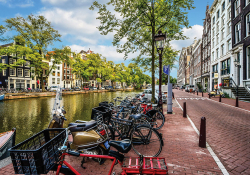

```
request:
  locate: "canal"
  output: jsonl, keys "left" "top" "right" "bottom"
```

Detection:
{"left": 0, "top": 90, "right": 142, "bottom": 144}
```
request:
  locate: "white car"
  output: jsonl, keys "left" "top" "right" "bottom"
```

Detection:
{"left": 49, "top": 86, "right": 59, "bottom": 92}
{"left": 141, "top": 88, "right": 167, "bottom": 103}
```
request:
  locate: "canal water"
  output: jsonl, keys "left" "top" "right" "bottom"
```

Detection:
{"left": 0, "top": 90, "right": 142, "bottom": 144}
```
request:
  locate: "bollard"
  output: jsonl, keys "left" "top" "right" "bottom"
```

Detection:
{"left": 197, "top": 91, "right": 198, "bottom": 96}
{"left": 202, "top": 91, "right": 203, "bottom": 97}
{"left": 172, "top": 92, "right": 174, "bottom": 99}
{"left": 209, "top": 93, "right": 210, "bottom": 99}
{"left": 219, "top": 94, "right": 221, "bottom": 102}
{"left": 183, "top": 102, "right": 186, "bottom": 118}
{"left": 236, "top": 96, "right": 239, "bottom": 107}
{"left": 199, "top": 117, "right": 206, "bottom": 148}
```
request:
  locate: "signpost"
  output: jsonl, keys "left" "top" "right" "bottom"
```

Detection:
{"left": 164, "top": 65, "right": 172, "bottom": 114}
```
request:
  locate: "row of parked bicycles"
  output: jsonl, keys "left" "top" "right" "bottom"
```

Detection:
{"left": 9, "top": 88, "right": 167, "bottom": 175}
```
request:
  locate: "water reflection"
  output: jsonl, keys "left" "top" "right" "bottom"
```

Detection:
{"left": 0, "top": 90, "right": 141, "bottom": 144}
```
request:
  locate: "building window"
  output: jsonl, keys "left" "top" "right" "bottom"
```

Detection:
{"left": 246, "top": 0, "right": 250, "bottom": 6}
{"left": 217, "top": 22, "right": 219, "bottom": 33}
{"left": 213, "top": 16, "right": 215, "bottom": 25}
{"left": 17, "top": 68, "right": 23, "bottom": 77}
{"left": 235, "top": 22, "right": 241, "bottom": 43}
{"left": 247, "top": 46, "right": 250, "bottom": 78}
{"left": 57, "top": 66, "right": 60, "bottom": 70}
{"left": 234, "top": 0, "right": 240, "bottom": 17}
{"left": 57, "top": 78, "right": 60, "bottom": 84}
{"left": 217, "top": 10, "right": 220, "bottom": 19}
{"left": 227, "top": 22, "right": 231, "bottom": 34}
{"left": 221, "top": 28, "right": 225, "bottom": 40}
{"left": 212, "top": 39, "right": 214, "bottom": 48}
{"left": 216, "top": 48, "right": 219, "bottom": 58}
{"left": 221, "top": 44, "right": 224, "bottom": 56}
{"left": 52, "top": 78, "right": 55, "bottom": 84}
{"left": 24, "top": 69, "right": 30, "bottom": 77}
{"left": 9, "top": 58, "right": 16, "bottom": 65}
{"left": 52, "top": 71, "right": 55, "bottom": 76}
{"left": 67, "top": 70, "right": 70, "bottom": 74}
{"left": 212, "top": 52, "right": 215, "bottom": 61}
{"left": 222, "top": 15, "right": 225, "bottom": 26}
{"left": 227, "top": 39, "right": 232, "bottom": 51}
{"left": 228, "top": 9, "right": 231, "bottom": 20}
{"left": 221, "top": 58, "right": 231, "bottom": 75}
{"left": 216, "top": 34, "right": 219, "bottom": 44}
{"left": 57, "top": 72, "right": 60, "bottom": 76}
{"left": 67, "top": 75, "right": 70, "bottom": 79}
{"left": 222, "top": 1, "right": 225, "bottom": 11}
{"left": 2, "top": 69, "right": 6, "bottom": 76}
{"left": 246, "top": 13, "right": 250, "bottom": 37}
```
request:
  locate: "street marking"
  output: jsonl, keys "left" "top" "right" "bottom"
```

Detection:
{"left": 176, "top": 97, "right": 206, "bottom": 100}
{"left": 175, "top": 98, "right": 229, "bottom": 175}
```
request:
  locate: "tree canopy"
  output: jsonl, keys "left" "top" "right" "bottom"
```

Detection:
{"left": 90, "top": 0, "right": 194, "bottom": 101}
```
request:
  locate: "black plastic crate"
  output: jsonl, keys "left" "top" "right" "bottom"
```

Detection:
{"left": 9, "top": 128, "right": 66, "bottom": 174}
{"left": 99, "top": 101, "right": 109, "bottom": 107}
{"left": 91, "top": 106, "right": 112, "bottom": 125}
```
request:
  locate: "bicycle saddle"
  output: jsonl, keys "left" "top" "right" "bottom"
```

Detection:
{"left": 129, "top": 114, "right": 142, "bottom": 120}
{"left": 68, "top": 120, "right": 97, "bottom": 132}
{"left": 109, "top": 139, "right": 131, "bottom": 153}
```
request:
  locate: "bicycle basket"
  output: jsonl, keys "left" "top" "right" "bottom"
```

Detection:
{"left": 9, "top": 128, "right": 66, "bottom": 174}
{"left": 91, "top": 106, "right": 112, "bottom": 125}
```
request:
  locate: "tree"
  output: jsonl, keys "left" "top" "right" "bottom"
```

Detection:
{"left": 72, "top": 54, "right": 91, "bottom": 88}
{"left": 90, "top": 0, "right": 194, "bottom": 102}
{"left": 1, "top": 15, "right": 68, "bottom": 91}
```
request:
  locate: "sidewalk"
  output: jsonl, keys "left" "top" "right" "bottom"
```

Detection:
{"left": 177, "top": 89, "right": 250, "bottom": 111}
{"left": 0, "top": 101, "right": 222, "bottom": 174}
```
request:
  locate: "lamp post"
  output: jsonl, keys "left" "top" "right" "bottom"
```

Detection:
{"left": 234, "top": 58, "right": 241, "bottom": 97}
{"left": 154, "top": 30, "right": 166, "bottom": 110}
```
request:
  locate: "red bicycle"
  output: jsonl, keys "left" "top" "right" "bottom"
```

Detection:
{"left": 53, "top": 127, "right": 168, "bottom": 175}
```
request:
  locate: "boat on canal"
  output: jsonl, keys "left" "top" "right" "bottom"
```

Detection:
{"left": 0, "top": 94, "right": 5, "bottom": 101}
{"left": 0, "top": 128, "right": 16, "bottom": 160}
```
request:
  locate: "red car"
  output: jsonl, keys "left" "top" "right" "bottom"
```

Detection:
{"left": 83, "top": 86, "right": 89, "bottom": 90}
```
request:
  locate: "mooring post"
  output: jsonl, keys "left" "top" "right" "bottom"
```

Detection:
{"left": 172, "top": 92, "right": 174, "bottom": 99}
{"left": 183, "top": 102, "right": 186, "bottom": 118}
{"left": 209, "top": 93, "right": 211, "bottom": 99}
{"left": 202, "top": 91, "right": 203, "bottom": 97}
{"left": 236, "top": 96, "right": 239, "bottom": 107}
{"left": 219, "top": 94, "right": 221, "bottom": 102}
{"left": 199, "top": 117, "right": 206, "bottom": 148}
{"left": 197, "top": 91, "right": 198, "bottom": 96}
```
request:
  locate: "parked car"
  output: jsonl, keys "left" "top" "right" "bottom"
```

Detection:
{"left": 83, "top": 86, "right": 89, "bottom": 90}
{"left": 89, "top": 86, "right": 97, "bottom": 90}
{"left": 104, "top": 86, "right": 113, "bottom": 90}
{"left": 74, "top": 86, "right": 81, "bottom": 91}
{"left": 141, "top": 88, "right": 167, "bottom": 103}
{"left": 99, "top": 87, "right": 105, "bottom": 90}
{"left": 49, "top": 86, "right": 58, "bottom": 92}
{"left": 115, "top": 86, "right": 121, "bottom": 89}
{"left": 185, "top": 85, "right": 195, "bottom": 92}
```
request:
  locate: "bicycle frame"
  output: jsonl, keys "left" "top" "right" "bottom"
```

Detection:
{"left": 56, "top": 151, "right": 168, "bottom": 175}
{"left": 56, "top": 152, "right": 119, "bottom": 175}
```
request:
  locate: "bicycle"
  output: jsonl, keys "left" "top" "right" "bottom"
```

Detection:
{"left": 53, "top": 127, "right": 168, "bottom": 175}
{"left": 108, "top": 113, "right": 163, "bottom": 157}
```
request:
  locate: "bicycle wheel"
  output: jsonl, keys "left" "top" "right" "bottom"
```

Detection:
{"left": 130, "top": 125, "right": 162, "bottom": 157}
{"left": 151, "top": 111, "right": 165, "bottom": 130}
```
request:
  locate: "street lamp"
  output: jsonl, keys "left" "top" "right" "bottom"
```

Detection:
{"left": 154, "top": 30, "right": 166, "bottom": 110}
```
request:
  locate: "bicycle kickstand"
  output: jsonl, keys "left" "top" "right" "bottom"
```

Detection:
{"left": 81, "top": 157, "right": 86, "bottom": 169}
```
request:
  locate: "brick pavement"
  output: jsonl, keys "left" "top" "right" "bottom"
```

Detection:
{"left": 0, "top": 101, "right": 222, "bottom": 175}
{"left": 174, "top": 89, "right": 250, "bottom": 175}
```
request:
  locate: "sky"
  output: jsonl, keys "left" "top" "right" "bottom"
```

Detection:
{"left": 0, "top": 0, "right": 214, "bottom": 78}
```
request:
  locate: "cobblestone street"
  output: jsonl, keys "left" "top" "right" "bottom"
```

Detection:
{"left": 174, "top": 89, "right": 250, "bottom": 175}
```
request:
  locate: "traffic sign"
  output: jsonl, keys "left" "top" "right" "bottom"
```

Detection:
{"left": 163, "top": 65, "right": 170, "bottom": 75}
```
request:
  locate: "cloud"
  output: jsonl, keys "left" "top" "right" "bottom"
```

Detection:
{"left": 0, "top": 0, "right": 33, "bottom": 7}
{"left": 170, "top": 25, "right": 203, "bottom": 51}
{"left": 69, "top": 44, "right": 138, "bottom": 62}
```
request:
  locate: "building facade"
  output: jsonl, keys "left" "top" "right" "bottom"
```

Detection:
{"left": 210, "top": 0, "right": 233, "bottom": 91}
{"left": 231, "top": 0, "right": 250, "bottom": 89}
{"left": 201, "top": 5, "right": 212, "bottom": 91}
{"left": 192, "top": 39, "right": 202, "bottom": 87}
